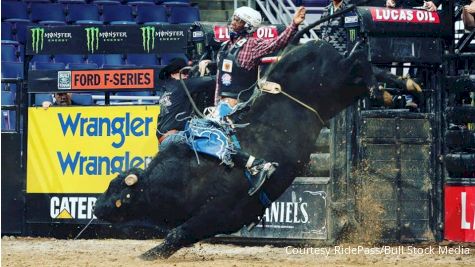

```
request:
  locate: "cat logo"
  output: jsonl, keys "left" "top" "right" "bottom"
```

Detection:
{"left": 50, "top": 196, "right": 97, "bottom": 220}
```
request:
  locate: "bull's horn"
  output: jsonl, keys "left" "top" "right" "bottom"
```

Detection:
{"left": 124, "top": 174, "right": 138, "bottom": 186}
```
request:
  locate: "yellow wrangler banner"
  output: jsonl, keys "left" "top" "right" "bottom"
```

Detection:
{"left": 27, "top": 105, "right": 160, "bottom": 194}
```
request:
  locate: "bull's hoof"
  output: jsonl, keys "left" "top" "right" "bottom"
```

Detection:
{"left": 139, "top": 246, "right": 174, "bottom": 261}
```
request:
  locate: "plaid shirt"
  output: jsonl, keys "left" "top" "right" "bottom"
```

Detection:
{"left": 214, "top": 22, "right": 298, "bottom": 102}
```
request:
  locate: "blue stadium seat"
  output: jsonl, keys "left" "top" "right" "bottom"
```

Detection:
{"left": 162, "top": 0, "right": 191, "bottom": 6}
{"left": 88, "top": 54, "right": 125, "bottom": 67}
{"left": 302, "top": 0, "right": 328, "bottom": 6}
{"left": 66, "top": 63, "right": 99, "bottom": 70}
{"left": 126, "top": 0, "right": 157, "bottom": 6}
{"left": 161, "top": 53, "right": 188, "bottom": 65}
{"left": 33, "top": 62, "right": 66, "bottom": 70}
{"left": 31, "top": 55, "right": 53, "bottom": 63}
{"left": 54, "top": 54, "right": 85, "bottom": 64}
{"left": 58, "top": 0, "right": 87, "bottom": 4}
{"left": 1, "top": 1, "right": 30, "bottom": 22}
{"left": 115, "top": 90, "right": 154, "bottom": 104}
{"left": 102, "top": 64, "right": 136, "bottom": 69}
{"left": 1, "top": 91, "right": 15, "bottom": 105}
{"left": 168, "top": 6, "right": 200, "bottom": 24}
{"left": 126, "top": 54, "right": 159, "bottom": 66}
{"left": 102, "top": 4, "right": 134, "bottom": 24}
{"left": 136, "top": 5, "right": 167, "bottom": 24}
{"left": 14, "top": 21, "right": 33, "bottom": 44}
{"left": 66, "top": 4, "right": 103, "bottom": 24}
{"left": 1, "top": 44, "right": 18, "bottom": 62}
{"left": 1, "top": 22, "right": 19, "bottom": 45}
{"left": 34, "top": 93, "right": 53, "bottom": 106}
{"left": 93, "top": 0, "right": 121, "bottom": 7}
{"left": 71, "top": 93, "right": 94, "bottom": 105}
{"left": 1, "top": 83, "right": 17, "bottom": 101}
{"left": 1, "top": 110, "right": 16, "bottom": 131}
{"left": 1, "top": 62, "right": 24, "bottom": 79}
{"left": 30, "top": 3, "right": 66, "bottom": 24}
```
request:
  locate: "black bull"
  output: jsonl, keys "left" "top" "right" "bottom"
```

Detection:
{"left": 94, "top": 40, "right": 373, "bottom": 260}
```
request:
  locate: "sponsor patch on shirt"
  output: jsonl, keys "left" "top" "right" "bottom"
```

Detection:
{"left": 222, "top": 59, "right": 233, "bottom": 73}
{"left": 221, "top": 73, "right": 232, "bottom": 86}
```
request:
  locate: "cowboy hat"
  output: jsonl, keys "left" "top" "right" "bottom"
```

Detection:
{"left": 159, "top": 58, "right": 187, "bottom": 80}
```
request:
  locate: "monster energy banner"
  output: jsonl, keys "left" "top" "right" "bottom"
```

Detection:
{"left": 27, "top": 25, "right": 189, "bottom": 55}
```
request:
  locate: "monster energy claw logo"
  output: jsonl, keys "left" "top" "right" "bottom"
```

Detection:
{"left": 31, "top": 28, "right": 45, "bottom": 53}
{"left": 85, "top": 27, "right": 99, "bottom": 53}
{"left": 141, "top": 26, "right": 155, "bottom": 53}
{"left": 349, "top": 29, "right": 357, "bottom": 42}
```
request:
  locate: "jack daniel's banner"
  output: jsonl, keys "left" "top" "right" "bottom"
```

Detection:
{"left": 26, "top": 25, "right": 189, "bottom": 55}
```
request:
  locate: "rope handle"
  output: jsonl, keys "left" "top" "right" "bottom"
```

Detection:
{"left": 259, "top": 80, "right": 325, "bottom": 125}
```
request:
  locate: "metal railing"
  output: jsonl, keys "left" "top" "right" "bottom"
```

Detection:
{"left": 253, "top": 0, "right": 320, "bottom": 41}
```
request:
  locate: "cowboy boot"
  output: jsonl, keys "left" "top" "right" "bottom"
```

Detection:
{"left": 234, "top": 151, "right": 278, "bottom": 196}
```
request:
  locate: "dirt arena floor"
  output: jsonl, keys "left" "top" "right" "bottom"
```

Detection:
{"left": 2, "top": 237, "right": 475, "bottom": 267}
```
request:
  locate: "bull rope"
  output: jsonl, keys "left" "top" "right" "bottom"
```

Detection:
{"left": 73, "top": 218, "right": 94, "bottom": 240}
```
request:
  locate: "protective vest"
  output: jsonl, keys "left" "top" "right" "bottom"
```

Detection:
{"left": 217, "top": 38, "right": 258, "bottom": 99}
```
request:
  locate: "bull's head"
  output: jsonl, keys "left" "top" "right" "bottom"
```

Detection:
{"left": 94, "top": 168, "right": 147, "bottom": 223}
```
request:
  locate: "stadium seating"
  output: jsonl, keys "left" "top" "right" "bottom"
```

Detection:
{"left": 168, "top": 6, "right": 200, "bottom": 23}
{"left": 1, "top": 22, "right": 19, "bottom": 45}
{"left": 160, "top": 53, "right": 188, "bottom": 65}
{"left": 87, "top": 54, "right": 124, "bottom": 67}
{"left": 1, "top": 1, "right": 30, "bottom": 22}
{"left": 1, "top": 91, "right": 15, "bottom": 106}
{"left": 31, "top": 55, "right": 53, "bottom": 64}
{"left": 30, "top": 3, "right": 66, "bottom": 25}
{"left": 34, "top": 93, "right": 53, "bottom": 106}
{"left": 126, "top": 54, "right": 159, "bottom": 66}
{"left": 1, "top": 110, "right": 16, "bottom": 131}
{"left": 1, "top": 44, "right": 18, "bottom": 62}
{"left": 66, "top": 63, "right": 99, "bottom": 70}
{"left": 54, "top": 54, "right": 86, "bottom": 64}
{"left": 15, "top": 21, "right": 33, "bottom": 44}
{"left": 33, "top": 62, "right": 66, "bottom": 70}
{"left": 136, "top": 5, "right": 167, "bottom": 24}
{"left": 162, "top": 0, "right": 192, "bottom": 7}
{"left": 302, "top": 0, "right": 328, "bottom": 7}
{"left": 71, "top": 93, "right": 94, "bottom": 105}
{"left": 102, "top": 4, "right": 135, "bottom": 24}
{"left": 66, "top": 4, "right": 103, "bottom": 25}
{"left": 1, "top": 62, "right": 24, "bottom": 79}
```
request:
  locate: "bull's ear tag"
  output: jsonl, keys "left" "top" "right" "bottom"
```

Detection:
{"left": 115, "top": 199, "right": 122, "bottom": 208}
{"left": 260, "top": 81, "right": 282, "bottom": 94}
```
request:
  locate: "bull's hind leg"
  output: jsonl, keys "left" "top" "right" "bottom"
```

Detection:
{"left": 139, "top": 198, "right": 245, "bottom": 260}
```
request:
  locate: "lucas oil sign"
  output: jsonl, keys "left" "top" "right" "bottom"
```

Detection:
{"left": 445, "top": 185, "right": 475, "bottom": 242}
{"left": 58, "top": 69, "right": 154, "bottom": 90}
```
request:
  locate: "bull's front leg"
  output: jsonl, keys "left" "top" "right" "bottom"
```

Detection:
{"left": 139, "top": 197, "right": 247, "bottom": 261}
{"left": 139, "top": 227, "right": 190, "bottom": 260}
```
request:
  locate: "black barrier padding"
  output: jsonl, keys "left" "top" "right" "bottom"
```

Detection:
{"left": 368, "top": 37, "right": 443, "bottom": 64}
{"left": 445, "top": 129, "right": 475, "bottom": 151}
{"left": 446, "top": 106, "right": 475, "bottom": 124}
{"left": 1, "top": 133, "right": 25, "bottom": 234}
{"left": 445, "top": 153, "right": 475, "bottom": 174}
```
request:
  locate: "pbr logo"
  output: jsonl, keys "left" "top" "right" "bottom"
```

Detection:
{"left": 141, "top": 26, "right": 155, "bottom": 53}
{"left": 85, "top": 27, "right": 100, "bottom": 53}
{"left": 57, "top": 71, "right": 72, "bottom": 90}
{"left": 30, "top": 28, "right": 44, "bottom": 53}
